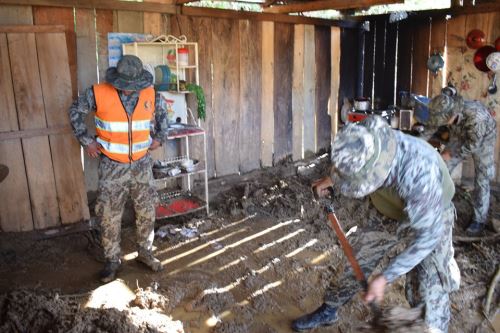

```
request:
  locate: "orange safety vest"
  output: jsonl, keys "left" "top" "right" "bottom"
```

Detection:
{"left": 93, "top": 83, "right": 155, "bottom": 163}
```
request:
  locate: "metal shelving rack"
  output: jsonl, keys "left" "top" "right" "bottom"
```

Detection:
{"left": 123, "top": 35, "right": 209, "bottom": 218}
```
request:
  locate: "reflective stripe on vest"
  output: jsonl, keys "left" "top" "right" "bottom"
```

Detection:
{"left": 93, "top": 83, "right": 155, "bottom": 163}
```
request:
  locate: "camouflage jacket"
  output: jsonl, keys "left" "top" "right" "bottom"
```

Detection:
{"left": 68, "top": 86, "right": 168, "bottom": 147}
{"left": 451, "top": 100, "right": 496, "bottom": 159}
{"left": 379, "top": 131, "right": 453, "bottom": 283}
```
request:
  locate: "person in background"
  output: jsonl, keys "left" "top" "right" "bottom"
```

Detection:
{"left": 428, "top": 92, "right": 497, "bottom": 235}
{"left": 292, "top": 116, "right": 460, "bottom": 333}
{"left": 68, "top": 55, "right": 168, "bottom": 283}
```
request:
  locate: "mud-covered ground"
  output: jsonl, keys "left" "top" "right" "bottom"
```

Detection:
{"left": 0, "top": 156, "right": 498, "bottom": 333}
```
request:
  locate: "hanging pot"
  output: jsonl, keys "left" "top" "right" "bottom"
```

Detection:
{"left": 427, "top": 52, "right": 444, "bottom": 74}
{"left": 466, "top": 29, "right": 486, "bottom": 49}
{"left": 354, "top": 97, "right": 371, "bottom": 111}
{"left": 486, "top": 52, "right": 500, "bottom": 73}
{"left": 473, "top": 45, "right": 496, "bottom": 72}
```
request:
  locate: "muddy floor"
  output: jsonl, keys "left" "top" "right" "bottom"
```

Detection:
{"left": 0, "top": 156, "right": 499, "bottom": 333}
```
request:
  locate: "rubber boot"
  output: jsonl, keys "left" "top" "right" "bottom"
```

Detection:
{"left": 137, "top": 249, "right": 163, "bottom": 272}
{"left": 100, "top": 259, "right": 121, "bottom": 283}
{"left": 466, "top": 222, "right": 485, "bottom": 236}
{"left": 291, "top": 303, "right": 338, "bottom": 332}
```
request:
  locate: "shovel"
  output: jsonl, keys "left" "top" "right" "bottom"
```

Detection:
{"left": 312, "top": 185, "right": 382, "bottom": 318}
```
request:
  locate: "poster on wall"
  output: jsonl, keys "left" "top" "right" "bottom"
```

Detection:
{"left": 108, "top": 33, "right": 153, "bottom": 67}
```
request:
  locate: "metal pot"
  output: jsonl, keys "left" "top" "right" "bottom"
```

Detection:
{"left": 354, "top": 97, "right": 371, "bottom": 111}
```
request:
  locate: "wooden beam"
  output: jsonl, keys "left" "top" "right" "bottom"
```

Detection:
{"left": 263, "top": 0, "right": 403, "bottom": 14}
{"left": 0, "top": 24, "right": 65, "bottom": 33}
{"left": 0, "top": 0, "right": 177, "bottom": 14}
{"left": 0, "top": 126, "right": 72, "bottom": 141}
{"left": 181, "top": 6, "right": 359, "bottom": 27}
{"left": 330, "top": 26, "right": 341, "bottom": 140}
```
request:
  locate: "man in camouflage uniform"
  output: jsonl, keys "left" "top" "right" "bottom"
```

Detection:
{"left": 428, "top": 93, "right": 497, "bottom": 235}
{"left": 68, "top": 55, "right": 169, "bottom": 282}
{"left": 292, "top": 116, "right": 460, "bottom": 333}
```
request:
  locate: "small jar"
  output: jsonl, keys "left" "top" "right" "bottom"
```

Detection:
{"left": 178, "top": 47, "right": 189, "bottom": 67}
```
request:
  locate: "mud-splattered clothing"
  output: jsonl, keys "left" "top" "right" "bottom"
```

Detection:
{"left": 68, "top": 86, "right": 166, "bottom": 262}
{"left": 95, "top": 155, "right": 159, "bottom": 261}
{"left": 68, "top": 87, "right": 168, "bottom": 147}
{"left": 447, "top": 100, "right": 497, "bottom": 225}
{"left": 326, "top": 130, "right": 460, "bottom": 333}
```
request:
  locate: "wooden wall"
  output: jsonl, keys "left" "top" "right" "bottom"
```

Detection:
{"left": 363, "top": 12, "right": 500, "bottom": 183}
{"left": 0, "top": 4, "right": 343, "bottom": 193}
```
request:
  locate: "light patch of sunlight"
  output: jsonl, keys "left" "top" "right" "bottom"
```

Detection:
{"left": 159, "top": 214, "right": 255, "bottom": 255}
{"left": 253, "top": 229, "right": 305, "bottom": 254}
{"left": 85, "top": 279, "right": 135, "bottom": 310}
{"left": 285, "top": 239, "right": 318, "bottom": 258}
{"left": 261, "top": 193, "right": 283, "bottom": 207}
{"left": 346, "top": 225, "right": 358, "bottom": 237}
{"left": 218, "top": 255, "right": 248, "bottom": 272}
{"left": 206, "top": 314, "right": 222, "bottom": 327}
{"left": 123, "top": 245, "right": 157, "bottom": 261}
{"left": 160, "top": 227, "right": 248, "bottom": 264}
{"left": 169, "top": 219, "right": 301, "bottom": 275}
{"left": 250, "top": 280, "right": 283, "bottom": 298}
{"left": 219, "top": 309, "right": 232, "bottom": 320}
{"left": 310, "top": 248, "right": 335, "bottom": 265}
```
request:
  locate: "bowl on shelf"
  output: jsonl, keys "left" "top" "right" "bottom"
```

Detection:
{"left": 181, "top": 159, "right": 199, "bottom": 173}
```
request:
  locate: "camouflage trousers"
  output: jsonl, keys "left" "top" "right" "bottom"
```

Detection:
{"left": 447, "top": 130, "right": 496, "bottom": 225}
{"left": 95, "top": 154, "right": 158, "bottom": 262}
{"left": 325, "top": 203, "right": 460, "bottom": 333}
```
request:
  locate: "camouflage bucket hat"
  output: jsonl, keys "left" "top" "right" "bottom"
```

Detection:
{"left": 330, "top": 115, "right": 397, "bottom": 198}
{"left": 105, "top": 55, "right": 153, "bottom": 91}
{"left": 428, "top": 94, "right": 464, "bottom": 127}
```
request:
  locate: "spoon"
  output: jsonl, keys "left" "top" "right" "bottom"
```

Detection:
{"left": 488, "top": 73, "right": 497, "bottom": 94}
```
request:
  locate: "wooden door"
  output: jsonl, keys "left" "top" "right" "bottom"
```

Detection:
{"left": 0, "top": 25, "right": 89, "bottom": 232}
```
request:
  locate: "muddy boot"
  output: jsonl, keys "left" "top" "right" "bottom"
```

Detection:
{"left": 466, "top": 222, "right": 485, "bottom": 236}
{"left": 292, "top": 303, "right": 338, "bottom": 332}
{"left": 100, "top": 259, "right": 121, "bottom": 283}
{"left": 137, "top": 249, "right": 163, "bottom": 272}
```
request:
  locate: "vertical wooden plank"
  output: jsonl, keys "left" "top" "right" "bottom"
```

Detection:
{"left": 373, "top": 18, "right": 387, "bottom": 105}
{"left": 315, "top": 25, "right": 331, "bottom": 151}
{"left": 33, "top": 6, "right": 78, "bottom": 98}
{"left": 0, "top": 5, "right": 33, "bottom": 24}
{"left": 114, "top": 10, "right": 144, "bottom": 33}
{"left": 36, "top": 32, "right": 90, "bottom": 224}
{"left": 76, "top": 9, "right": 99, "bottom": 193}
{"left": 273, "top": 22, "right": 293, "bottom": 163}
{"left": 411, "top": 18, "right": 431, "bottom": 96}
{"left": 303, "top": 24, "right": 316, "bottom": 157}
{"left": 0, "top": 33, "right": 33, "bottom": 232}
{"left": 96, "top": 9, "right": 114, "bottom": 84}
{"left": 239, "top": 20, "right": 262, "bottom": 173}
{"left": 8, "top": 32, "right": 60, "bottom": 229}
{"left": 383, "top": 21, "right": 397, "bottom": 106}
{"left": 76, "top": 9, "right": 98, "bottom": 93}
{"left": 330, "top": 27, "right": 341, "bottom": 139}
{"left": 363, "top": 20, "right": 375, "bottom": 99}
{"left": 292, "top": 24, "right": 305, "bottom": 161}
{"left": 396, "top": 21, "right": 414, "bottom": 102}
{"left": 212, "top": 18, "right": 240, "bottom": 176}
{"left": 261, "top": 21, "right": 274, "bottom": 167}
{"left": 428, "top": 17, "right": 447, "bottom": 97}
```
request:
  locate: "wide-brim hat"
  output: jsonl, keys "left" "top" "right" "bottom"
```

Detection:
{"left": 105, "top": 55, "right": 153, "bottom": 91}
{"left": 330, "top": 115, "right": 397, "bottom": 198}
{"left": 428, "top": 94, "right": 464, "bottom": 127}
